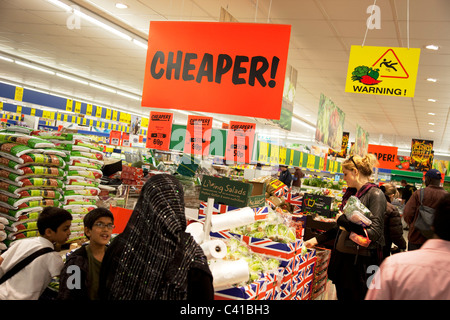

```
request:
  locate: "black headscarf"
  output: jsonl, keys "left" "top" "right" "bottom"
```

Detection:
{"left": 99, "top": 174, "right": 211, "bottom": 300}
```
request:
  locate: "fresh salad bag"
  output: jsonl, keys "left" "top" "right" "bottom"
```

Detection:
{"left": 343, "top": 196, "right": 372, "bottom": 247}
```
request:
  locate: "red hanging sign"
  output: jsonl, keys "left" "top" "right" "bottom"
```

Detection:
{"left": 146, "top": 111, "right": 173, "bottom": 150}
{"left": 225, "top": 121, "right": 256, "bottom": 164}
{"left": 183, "top": 115, "right": 213, "bottom": 156}
{"left": 141, "top": 21, "right": 291, "bottom": 119}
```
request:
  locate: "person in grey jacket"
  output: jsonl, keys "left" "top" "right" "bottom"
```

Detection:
{"left": 305, "top": 154, "right": 386, "bottom": 300}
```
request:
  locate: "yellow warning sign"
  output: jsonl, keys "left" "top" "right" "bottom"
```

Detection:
{"left": 345, "top": 45, "right": 420, "bottom": 98}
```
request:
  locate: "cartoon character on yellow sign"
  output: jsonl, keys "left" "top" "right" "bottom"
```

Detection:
{"left": 345, "top": 45, "right": 420, "bottom": 98}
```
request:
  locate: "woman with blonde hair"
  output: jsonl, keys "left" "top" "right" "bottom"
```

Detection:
{"left": 305, "top": 154, "right": 386, "bottom": 300}
{"left": 380, "top": 183, "right": 406, "bottom": 260}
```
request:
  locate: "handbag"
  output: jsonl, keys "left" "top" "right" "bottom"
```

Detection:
{"left": 0, "top": 247, "right": 54, "bottom": 285}
{"left": 414, "top": 189, "right": 435, "bottom": 239}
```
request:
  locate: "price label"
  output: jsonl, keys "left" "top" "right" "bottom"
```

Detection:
{"left": 14, "top": 87, "right": 23, "bottom": 101}
{"left": 74, "top": 101, "right": 81, "bottom": 113}
{"left": 66, "top": 99, "right": 73, "bottom": 112}
{"left": 86, "top": 104, "right": 93, "bottom": 116}
{"left": 258, "top": 141, "right": 269, "bottom": 163}
{"left": 31, "top": 108, "right": 36, "bottom": 116}
{"left": 307, "top": 154, "right": 315, "bottom": 169}
{"left": 269, "top": 144, "right": 279, "bottom": 165}
{"left": 289, "top": 149, "right": 295, "bottom": 166}
{"left": 112, "top": 110, "right": 118, "bottom": 121}
{"left": 319, "top": 157, "right": 324, "bottom": 170}
{"left": 16, "top": 106, "right": 22, "bottom": 114}
{"left": 279, "top": 147, "right": 287, "bottom": 165}
{"left": 95, "top": 106, "right": 102, "bottom": 118}
{"left": 106, "top": 109, "right": 112, "bottom": 120}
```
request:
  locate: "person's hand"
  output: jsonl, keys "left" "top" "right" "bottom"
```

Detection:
{"left": 335, "top": 210, "right": 344, "bottom": 220}
{"left": 304, "top": 238, "right": 318, "bottom": 248}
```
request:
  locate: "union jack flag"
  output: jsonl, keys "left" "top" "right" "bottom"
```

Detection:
{"left": 292, "top": 204, "right": 302, "bottom": 214}
{"left": 198, "top": 202, "right": 237, "bottom": 219}
{"left": 278, "top": 278, "right": 292, "bottom": 300}
{"left": 262, "top": 270, "right": 279, "bottom": 300}
{"left": 242, "top": 238, "right": 301, "bottom": 266}
{"left": 302, "top": 280, "right": 312, "bottom": 300}
{"left": 214, "top": 283, "right": 257, "bottom": 300}
{"left": 269, "top": 179, "right": 289, "bottom": 198}
{"left": 285, "top": 192, "right": 303, "bottom": 205}
{"left": 199, "top": 202, "right": 269, "bottom": 221}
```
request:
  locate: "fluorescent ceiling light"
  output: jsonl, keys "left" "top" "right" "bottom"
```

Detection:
{"left": 428, "top": 99, "right": 436, "bottom": 102}
{"left": 132, "top": 39, "right": 148, "bottom": 50}
{"left": 434, "top": 151, "right": 450, "bottom": 157}
{"left": 425, "top": 45, "right": 439, "bottom": 50}
{"left": 427, "top": 78, "right": 437, "bottom": 82}
{"left": 46, "top": 0, "right": 72, "bottom": 11}
{"left": 292, "top": 117, "right": 316, "bottom": 131}
{"left": 428, "top": 122, "right": 435, "bottom": 125}
{"left": 74, "top": 10, "right": 132, "bottom": 41}
{"left": 117, "top": 91, "right": 140, "bottom": 101}
{"left": 89, "top": 83, "right": 116, "bottom": 93}
{"left": 428, "top": 112, "right": 436, "bottom": 116}
{"left": 428, "top": 130, "right": 435, "bottom": 132}
{"left": 56, "top": 72, "right": 88, "bottom": 85}
{"left": 15, "top": 61, "right": 55, "bottom": 75}
{"left": 115, "top": 3, "right": 128, "bottom": 9}
{"left": 48, "top": 0, "right": 146, "bottom": 51}
{"left": 0, "top": 56, "right": 13, "bottom": 63}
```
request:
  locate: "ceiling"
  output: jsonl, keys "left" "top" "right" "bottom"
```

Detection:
{"left": 0, "top": 0, "right": 449, "bottom": 157}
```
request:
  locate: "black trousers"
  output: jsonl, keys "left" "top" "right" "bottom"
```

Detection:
{"left": 328, "top": 250, "right": 380, "bottom": 301}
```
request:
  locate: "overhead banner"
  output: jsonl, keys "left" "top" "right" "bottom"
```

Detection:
{"left": 328, "top": 132, "right": 349, "bottom": 158}
{"left": 184, "top": 115, "right": 213, "bottom": 156}
{"left": 146, "top": 111, "right": 173, "bottom": 151}
{"left": 352, "top": 124, "right": 369, "bottom": 157}
{"left": 345, "top": 45, "right": 420, "bottom": 98}
{"left": 410, "top": 139, "right": 434, "bottom": 171}
{"left": 368, "top": 144, "right": 398, "bottom": 169}
{"left": 141, "top": 21, "right": 291, "bottom": 119}
{"left": 315, "top": 93, "right": 346, "bottom": 151}
{"left": 225, "top": 121, "right": 256, "bottom": 164}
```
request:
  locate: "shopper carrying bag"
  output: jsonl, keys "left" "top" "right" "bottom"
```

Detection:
{"left": 0, "top": 207, "right": 72, "bottom": 300}
{"left": 304, "top": 154, "right": 386, "bottom": 300}
{"left": 403, "top": 169, "right": 447, "bottom": 250}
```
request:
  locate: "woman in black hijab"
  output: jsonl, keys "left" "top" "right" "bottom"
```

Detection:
{"left": 99, "top": 174, "right": 213, "bottom": 300}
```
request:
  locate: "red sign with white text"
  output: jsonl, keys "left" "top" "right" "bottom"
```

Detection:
{"left": 146, "top": 111, "right": 173, "bottom": 150}
{"left": 225, "top": 121, "right": 256, "bottom": 164}
{"left": 183, "top": 115, "right": 213, "bottom": 156}
{"left": 141, "top": 21, "right": 291, "bottom": 120}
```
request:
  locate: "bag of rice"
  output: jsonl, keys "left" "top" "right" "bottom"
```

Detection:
{"left": 67, "top": 159, "right": 102, "bottom": 171}
{"left": 0, "top": 143, "right": 44, "bottom": 160}
{"left": 63, "top": 187, "right": 100, "bottom": 197}
{"left": 31, "top": 131, "right": 73, "bottom": 141}
{"left": 0, "top": 133, "right": 55, "bottom": 148}
{"left": 66, "top": 169, "right": 102, "bottom": 181}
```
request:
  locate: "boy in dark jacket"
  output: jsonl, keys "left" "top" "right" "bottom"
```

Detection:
{"left": 58, "top": 208, "right": 114, "bottom": 300}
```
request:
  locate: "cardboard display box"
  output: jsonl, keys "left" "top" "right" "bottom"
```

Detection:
{"left": 214, "top": 248, "right": 317, "bottom": 300}
{"left": 212, "top": 230, "right": 317, "bottom": 300}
